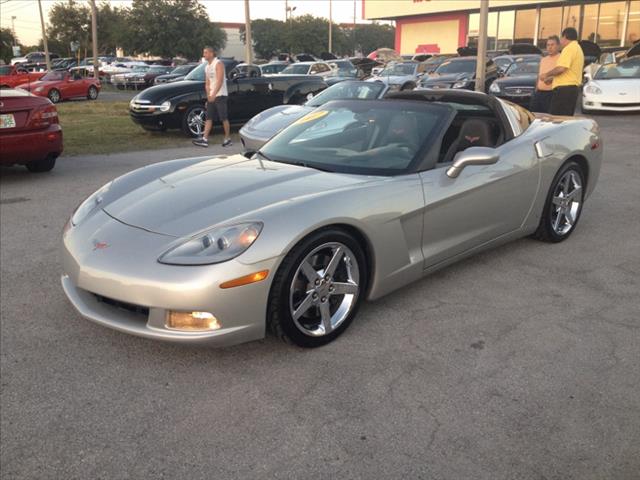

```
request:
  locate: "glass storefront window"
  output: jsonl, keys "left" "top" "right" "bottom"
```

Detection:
{"left": 627, "top": 0, "right": 640, "bottom": 46}
{"left": 538, "top": 6, "right": 563, "bottom": 47}
{"left": 582, "top": 3, "right": 600, "bottom": 42}
{"left": 598, "top": 1, "right": 627, "bottom": 47}
{"left": 497, "top": 10, "right": 515, "bottom": 49}
{"left": 467, "top": 12, "right": 499, "bottom": 50}
{"left": 514, "top": 9, "right": 536, "bottom": 44}
{"left": 562, "top": 5, "right": 581, "bottom": 32}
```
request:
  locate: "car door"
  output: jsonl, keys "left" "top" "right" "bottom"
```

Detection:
{"left": 419, "top": 109, "right": 539, "bottom": 268}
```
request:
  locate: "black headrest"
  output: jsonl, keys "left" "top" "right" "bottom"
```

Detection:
{"left": 457, "top": 118, "right": 494, "bottom": 149}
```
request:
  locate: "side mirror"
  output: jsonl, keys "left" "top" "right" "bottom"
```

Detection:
{"left": 446, "top": 147, "right": 499, "bottom": 178}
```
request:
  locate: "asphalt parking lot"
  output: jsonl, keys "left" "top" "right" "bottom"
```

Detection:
{"left": 1, "top": 113, "right": 639, "bottom": 479}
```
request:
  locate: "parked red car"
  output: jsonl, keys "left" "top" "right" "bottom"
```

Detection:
{"left": 17, "top": 70, "right": 100, "bottom": 103}
{"left": 0, "top": 65, "right": 46, "bottom": 89}
{"left": 0, "top": 88, "right": 63, "bottom": 172}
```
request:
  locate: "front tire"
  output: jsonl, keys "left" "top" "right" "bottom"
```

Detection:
{"left": 181, "top": 104, "right": 206, "bottom": 137}
{"left": 534, "top": 161, "right": 585, "bottom": 242}
{"left": 268, "top": 228, "right": 367, "bottom": 348}
{"left": 47, "top": 89, "right": 61, "bottom": 103}
{"left": 26, "top": 155, "right": 56, "bottom": 173}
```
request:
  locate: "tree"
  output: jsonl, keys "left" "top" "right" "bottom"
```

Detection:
{"left": 242, "top": 19, "right": 287, "bottom": 59}
{"left": 95, "top": 2, "right": 130, "bottom": 54}
{"left": 47, "top": 0, "right": 91, "bottom": 56}
{"left": 352, "top": 23, "right": 396, "bottom": 56}
{"left": 126, "top": 0, "right": 225, "bottom": 59}
{"left": 1, "top": 28, "right": 18, "bottom": 64}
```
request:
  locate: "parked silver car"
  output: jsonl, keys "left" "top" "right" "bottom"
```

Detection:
{"left": 366, "top": 61, "right": 430, "bottom": 91}
{"left": 61, "top": 90, "right": 601, "bottom": 348}
{"left": 239, "top": 80, "right": 388, "bottom": 152}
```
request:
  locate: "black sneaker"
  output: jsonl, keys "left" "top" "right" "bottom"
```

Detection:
{"left": 193, "top": 137, "right": 208, "bottom": 147}
{"left": 222, "top": 138, "right": 232, "bottom": 147}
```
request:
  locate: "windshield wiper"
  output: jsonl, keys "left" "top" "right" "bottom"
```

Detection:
{"left": 288, "top": 161, "right": 333, "bottom": 172}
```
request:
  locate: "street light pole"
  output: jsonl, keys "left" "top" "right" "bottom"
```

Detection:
{"left": 475, "top": 0, "right": 489, "bottom": 92}
{"left": 11, "top": 16, "right": 17, "bottom": 46}
{"left": 244, "top": 0, "right": 253, "bottom": 64}
{"left": 37, "top": 0, "right": 51, "bottom": 70}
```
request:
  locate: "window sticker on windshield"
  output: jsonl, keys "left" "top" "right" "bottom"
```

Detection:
{"left": 293, "top": 110, "right": 329, "bottom": 125}
{"left": 441, "top": 62, "right": 451, "bottom": 67}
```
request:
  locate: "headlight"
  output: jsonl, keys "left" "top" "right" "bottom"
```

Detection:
{"left": 387, "top": 84, "right": 401, "bottom": 91}
{"left": 585, "top": 84, "right": 602, "bottom": 95}
{"left": 158, "top": 222, "right": 263, "bottom": 265}
{"left": 159, "top": 100, "right": 171, "bottom": 112}
{"left": 489, "top": 82, "right": 501, "bottom": 93}
{"left": 452, "top": 80, "right": 470, "bottom": 89}
{"left": 71, "top": 181, "right": 112, "bottom": 226}
{"left": 35, "top": 86, "right": 44, "bottom": 92}
{"left": 129, "top": 97, "right": 136, "bottom": 109}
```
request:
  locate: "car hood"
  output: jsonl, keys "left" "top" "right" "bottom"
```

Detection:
{"left": 17, "top": 80, "right": 51, "bottom": 90}
{"left": 134, "top": 80, "right": 203, "bottom": 103}
{"left": 589, "top": 79, "right": 640, "bottom": 97}
{"left": 422, "top": 72, "right": 474, "bottom": 84}
{"left": 493, "top": 74, "right": 537, "bottom": 87}
{"left": 103, "top": 154, "right": 374, "bottom": 237}
{"left": 242, "top": 105, "right": 313, "bottom": 138}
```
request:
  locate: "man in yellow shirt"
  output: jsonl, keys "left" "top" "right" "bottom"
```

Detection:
{"left": 539, "top": 27, "right": 584, "bottom": 115}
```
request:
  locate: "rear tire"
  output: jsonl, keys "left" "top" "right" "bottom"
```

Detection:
{"left": 26, "top": 155, "right": 56, "bottom": 173}
{"left": 268, "top": 228, "right": 367, "bottom": 348}
{"left": 47, "top": 89, "right": 61, "bottom": 103}
{"left": 87, "top": 85, "right": 98, "bottom": 100}
{"left": 534, "top": 160, "right": 585, "bottom": 243}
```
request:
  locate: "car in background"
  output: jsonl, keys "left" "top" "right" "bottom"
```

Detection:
{"left": 153, "top": 63, "right": 199, "bottom": 84}
{"left": 17, "top": 69, "right": 101, "bottom": 103}
{"left": 51, "top": 57, "right": 78, "bottom": 70}
{"left": 419, "top": 57, "right": 499, "bottom": 93}
{"left": 259, "top": 62, "right": 289, "bottom": 75}
{"left": 11, "top": 51, "right": 59, "bottom": 66}
{"left": 488, "top": 54, "right": 541, "bottom": 106}
{"left": 0, "top": 88, "right": 62, "bottom": 172}
{"left": 350, "top": 57, "right": 382, "bottom": 77}
{"left": 325, "top": 60, "right": 363, "bottom": 85}
{"left": 111, "top": 65, "right": 151, "bottom": 89}
{"left": 229, "top": 64, "right": 262, "bottom": 79}
{"left": 142, "top": 65, "right": 174, "bottom": 87}
{"left": 280, "top": 62, "right": 334, "bottom": 78}
{"left": 239, "top": 80, "right": 388, "bottom": 152}
{"left": 129, "top": 62, "right": 327, "bottom": 137}
{"left": 0, "top": 65, "right": 47, "bottom": 89}
{"left": 420, "top": 54, "right": 459, "bottom": 74}
{"left": 367, "top": 61, "right": 430, "bottom": 92}
{"left": 582, "top": 56, "right": 640, "bottom": 113}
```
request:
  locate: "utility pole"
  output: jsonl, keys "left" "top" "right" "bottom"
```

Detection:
{"left": 244, "top": 0, "right": 253, "bottom": 64}
{"left": 89, "top": 0, "right": 99, "bottom": 78}
{"left": 11, "top": 16, "right": 17, "bottom": 45}
{"left": 328, "top": 0, "right": 333, "bottom": 53}
{"left": 475, "top": 0, "right": 489, "bottom": 93}
{"left": 37, "top": 0, "right": 51, "bottom": 70}
{"left": 353, "top": 0, "right": 357, "bottom": 56}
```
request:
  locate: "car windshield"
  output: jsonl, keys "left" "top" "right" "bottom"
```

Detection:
{"left": 379, "top": 63, "right": 417, "bottom": 76}
{"left": 0, "top": 66, "right": 12, "bottom": 75}
{"left": 41, "top": 71, "right": 66, "bottom": 81}
{"left": 435, "top": 59, "right": 476, "bottom": 74}
{"left": 259, "top": 100, "right": 450, "bottom": 175}
{"left": 184, "top": 63, "right": 205, "bottom": 81}
{"left": 594, "top": 59, "right": 640, "bottom": 79}
{"left": 281, "top": 64, "right": 310, "bottom": 74}
{"left": 149, "top": 66, "right": 168, "bottom": 72}
{"left": 132, "top": 66, "right": 149, "bottom": 72}
{"left": 171, "top": 65, "right": 192, "bottom": 75}
{"left": 262, "top": 64, "right": 287, "bottom": 74}
{"left": 306, "top": 82, "right": 385, "bottom": 107}
{"left": 506, "top": 59, "right": 540, "bottom": 76}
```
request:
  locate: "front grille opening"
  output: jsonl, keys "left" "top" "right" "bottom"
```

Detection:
{"left": 93, "top": 294, "right": 149, "bottom": 317}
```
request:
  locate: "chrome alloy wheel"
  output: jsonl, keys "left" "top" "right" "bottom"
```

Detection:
{"left": 289, "top": 242, "right": 360, "bottom": 337}
{"left": 48, "top": 89, "right": 60, "bottom": 103}
{"left": 187, "top": 107, "right": 205, "bottom": 136}
{"left": 551, "top": 170, "right": 583, "bottom": 236}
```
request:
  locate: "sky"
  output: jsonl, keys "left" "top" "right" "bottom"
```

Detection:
{"left": 0, "top": 0, "right": 371, "bottom": 46}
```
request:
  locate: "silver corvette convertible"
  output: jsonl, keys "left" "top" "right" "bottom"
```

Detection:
{"left": 61, "top": 90, "right": 602, "bottom": 348}
{"left": 239, "top": 80, "right": 388, "bottom": 152}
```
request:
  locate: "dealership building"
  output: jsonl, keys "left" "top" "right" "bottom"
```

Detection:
{"left": 363, "top": 0, "right": 640, "bottom": 54}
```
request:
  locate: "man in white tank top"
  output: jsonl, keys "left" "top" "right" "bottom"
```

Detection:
{"left": 193, "top": 46, "right": 232, "bottom": 147}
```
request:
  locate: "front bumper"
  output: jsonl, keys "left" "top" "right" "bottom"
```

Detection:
{"left": 129, "top": 109, "right": 181, "bottom": 131}
{"left": 582, "top": 95, "right": 640, "bottom": 112}
{"left": 61, "top": 211, "right": 276, "bottom": 346}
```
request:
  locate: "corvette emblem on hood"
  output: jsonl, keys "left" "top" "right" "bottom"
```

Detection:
{"left": 93, "top": 240, "right": 109, "bottom": 251}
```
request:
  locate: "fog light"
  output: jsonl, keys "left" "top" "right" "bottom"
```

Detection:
{"left": 166, "top": 311, "right": 220, "bottom": 331}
